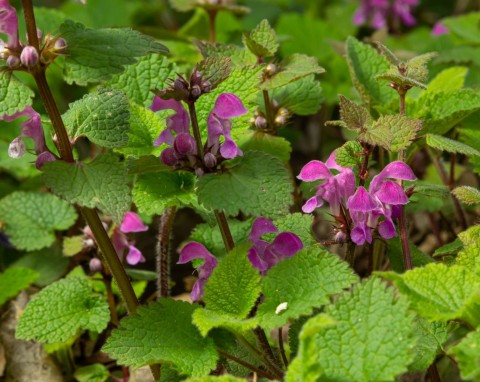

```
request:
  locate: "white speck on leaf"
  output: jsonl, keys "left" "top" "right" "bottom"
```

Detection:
{"left": 275, "top": 302, "right": 288, "bottom": 315}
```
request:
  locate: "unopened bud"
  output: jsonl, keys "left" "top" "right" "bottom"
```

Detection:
{"left": 7, "top": 55, "right": 20, "bottom": 68}
{"left": 255, "top": 116, "right": 267, "bottom": 129}
{"left": 265, "top": 63, "right": 277, "bottom": 76}
{"left": 35, "top": 151, "right": 57, "bottom": 169}
{"left": 174, "top": 133, "right": 196, "bottom": 156}
{"left": 190, "top": 84, "right": 202, "bottom": 98}
{"left": 190, "top": 70, "right": 203, "bottom": 85}
{"left": 8, "top": 137, "right": 26, "bottom": 158}
{"left": 89, "top": 258, "right": 103, "bottom": 273}
{"left": 54, "top": 37, "right": 67, "bottom": 51}
{"left": 335, "top": 230, "right": 347, "bottom": 244}
{"left": 20, "top": 46, "right": 39, "bottom": 67}
{"left": 201, "top": 80, "right": 211, "bottom": 93}
{"left": 204, "top": 152, "right": 217, "bottom": 168}
{"left": 278, "top": 107, "right": 289, "bottom": 117}
{"left": 160, "top": 147, "right": 177, "bottom": 167}
{"left": 195, "top": 167, "right": 205, "bottom": 177}
{"left": 274, "top": 115, "right": 286, "bottom": 126}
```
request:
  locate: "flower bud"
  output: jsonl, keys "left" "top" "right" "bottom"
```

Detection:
{"left": 201, "top": 80, "right": 212, "bottom": 93}
{"left": 278, "top": 107, "right": 289, "bottom": 117}
{"left": 335, "top": 230, "right": 347, "bottom": 244}
{"left": 174, "top": 133, "right": 197, "bottom": 156}
{"left": 190, "top": 70, "right": 203, "bottom": 86}
{"left": 204, "top": 152, "right": 217, "bottom": 168}
{"left": 274, "top": 115, "right": 286, "bottom": 126}
{"left": 89, "top": 258, "right": 103, "bottom": 273}
{"left": 265, "top": 63, "right": 277, "bottom": 76}
{"left": 195, "top": 167, "right": 205, "bottom": 177}
{"left": 20, "top": 46, "right": 39, "bottom": 67}
{"left": 6, "top": 55, "right": 20, "bottom": 68}
{"left": 160, "top": 147, "right": 177, "bottom": 167}
{"left": 54, "top": 37, "right": 67, "bottom": 51}
{"left": 190, "top": 84, "right": 202, "bottom": 98}
{"left": 255, "top": 115, "right": 267, "bottom": 129}
{"left": 35, "top": 151, "right": 57, "bottom": 169}
{"left": 8, "top": 137, "right": 26, "bottom": 158}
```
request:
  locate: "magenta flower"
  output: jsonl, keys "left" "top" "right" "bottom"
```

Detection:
{"left": 0, "top": 0, "right": 19, "bottom": 50}
{"left": 112, "top": 212, "right": 148, "bottom": 265}
{"left": 178, "top": 242, "right": 218, "bottom": 301}
{"left": 432, "top": 22, "right": 448, "bottom": 36}
{"left": 152, "top": 97, "right": 191, "bottom": 147}
{"left": 353, "top": 0, "right": 418, "bottom": 29}
{"left": 297, "top": 151, "right": 356, "bottom": 216}
{"left": 247, "top": 217, "right": 303, "bottom": 273}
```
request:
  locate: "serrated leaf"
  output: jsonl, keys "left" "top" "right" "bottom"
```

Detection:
{"left": 426, "top": 134, "right": 480, "bottom": 157}
{"left": 74, "top": 364, "right": 109, "bottom": 382}
{"left": 43, "top": 153, "right": 131, "bottom": 224}
{"left": 103, "top": 299, "right": 218, "bottom": 376}
{"left": 447, "top": 330, "right": 480, "bottom": 381}
{"left": 313, "top": 278, "right": 414, "bottom": 382}
{"left": 362, "top": 115, "right": 422, "bottom": 151}
{"left": 186, "top": 377, "right": 247, "bottom": 382}
{"left": 194, "top": 40, "right": 257, "bottom": 67}
{"left": 239, "top": 131, "right": 292, "bottom": 162}
{"left": 338, "top": 95, "right": 372, "bottom": 131}
{"left": 0, "top": 192, "right": 77, "bottom": 251}
{"left": 16, "top": 277, "right": 109, "bottom": 343}
{"left": 114, "top": 102, "right": 165, "bottom": 158}
{"left": 405, "top": 52, "right": 437, "bottom": 83}
{"left": 192, "top": 309, "right": 258, "bottom": 337}
{"left": 261, "top": 54, "right": 325, "bottom": 90}
{"left": 63, "top": 88, "right": 130, "bottom": 148}
{"left": 409, "top": 318, "right": 448, "bottom": 372}
{"left": 346, "top": 36, "right": 396, "bottom": 105}
{"left": 169, "top": 0, "right": 249, "bottom": 14}
{"left": 335, "top": 141, "right": 364, "bottom": 167}
{"left": 272, "top": 213, "right": 316, "bottom": 247}
{"left": 0, "top": 72, "right": 34, "bottom": 116}
{"left": 443, "top": 12, "right": 480, "bottom": 44}
{"left": 373, "top": 41, "right": 401, "bottom": 66}
{"left": 270, "top": 75, "right": 323, "bottom": 116}
{"left": 376, "top": 71, "right": 427, "bottom": 90}
{"left": 197, "top": 151, "right": 293, "bottom": 218}
{"left": 257, "top": 248, "right": 358, "bottom": 330}
{"left": 63, "top": 235, "right": 84, "bottom": 257}
{"left": 433, "top": 239, "right": 463, "bottom": 257}
{"left": 59, "top": 20, "right": 168, "bottom": 85}
{"left": 0, "top": 267, "right": 39, "bottom": 305}
{"left": 379, "top": 263, "right": 480, "bottom": 327}
{"left": 242, "top": 19, "right": 278, "bottom": 57}
{"left": 421, "top": 66, "right": 468, "bottom": 95}
{"left": 457, "top": 225, "right": 480, "bottom": 276}
{"left": 108, "top": 54, "right": 178, "bottom": 107}
{"left": 196, "top": 57, "right": 231, "bottom": 89}
{"left": 453, "top": 186, "right": 480, "bottom": 205}
{"left": 133, "top": 171, "right": 196, "bottom": 215}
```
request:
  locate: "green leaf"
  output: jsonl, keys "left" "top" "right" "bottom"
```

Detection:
{"left": 197, "top": 151, "right": 293, "bottom": 218}
{"left": 192, "top": 309, "right": 258, "bottom": 337}
{"left": 379, "top": 263, "right": 480, "bottom": 327}
{"left": 338, "top": 95, "right": 372, "bottom": 131}
{"left": 421, "top": 66, "right": 468, "bottom": 94}
{"left": 74, "top": 364, "right": 109, "bottom": 382}
{"left": 108, "top": 54, "right": 177, "bottom": 107}
{"left": 453, "top": 186, "right": 480, "bottom": 205}
{"left": 346, "top": 36, "right": 396, "bottom": 105}
{"left": 103, "top": 299, "right": 218, "bottom": 376}
{"left": 261, "top": 54, "right": 325, "bottom": 90}
{"left": 272, "top": 213, "right": 316, "bottom": 247}
{"left": 376, "top": 71, "right": 427, "bottom": 90}
{"left": 185, "top": 377, "right": 247, "bottom": 382}
{"left": 257, "top": 248, "right": 358, "bottom": 330}
{"left": 443, "top": 12, "right": 480, "bottom": 44}
{"left": 16, "top": 277, "right": 109, "bottom": 343}
{"left": 239, "top": 131, "right": 292, "bottom": 162}
{"left": 59, "top": 20, "right": 168, "bottom": 85}
{"left": 0, "top": 72, "right": 34, "bottom": 116}
{"left": 409, "top": 318, "right": 449, "bottom": 372}
{"left": 0, "top": 267, "right": 39, "bottom": 305}
{"left": 362, "top": 115, "right": 422, "bottom": 152}
{"left": 385, "top": 237, "right": 434, "bottom": 272}
{"left": 133, "top": 171, "right": 196, "bottom": 215}
{"left": 335, "top": 141, "right": 364, "bottom": 167}
{"left": 43, "top": 153, "right": 131, "bottom": 224}
{"left": 114, "top": 102, "right": 165, "bottom": 158}
{"left": 405, "top": 52, "right": 437, "bottom": 83}
{"left": 270, "top": 75, "right": 323, "bottom": 116}
{"left": 433, "top": 239, "right": 463, "bottom": 257}
{"left": 242, "top": 19, "right": 278, "bottom": 57}
{"left": 314, "top": 278, "right": 414, "bottom": 382}
{"left": 426, "top": 134, "right": 480, "bottom": 157}
{"left": 63, "top": 88, "right": 130, "bottom": 148}
{"left": 196, "top": 56, "right": 232, "bottom": 90}
{"left": 194, "top": 40, "right": 257, "bottom": 67}
{"left": 0, "top": 191, "right": 77, "bottom": 251}
{"left": 447, "top": 330, "right": 480, "bottom": 381}
{"left": 457, "top": 225, "right": 480, "bottom": 276}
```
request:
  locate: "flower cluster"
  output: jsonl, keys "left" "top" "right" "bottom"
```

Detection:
{"left": 178, "top": 216, "right": 303, "bottom": 301}
{"left": 1, "top": 106, "right": 57, "bottom": 169}
{"left": 298, "top": 152, "right": 416, "bottom": 245}
{"left": 153, "top": 93, "right": 247, "bottom": 171}
{"left": 353, "top": 0, "right": 418, "bottom": 30}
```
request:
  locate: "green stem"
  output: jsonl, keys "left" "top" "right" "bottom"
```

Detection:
{"left": 156, "top": 206, "right": 177, "bottom": 298}
{"left": 187, "top": 101, "right": 205, "bottom": 161}
{"left": 218, "top": 349, "right": 275, "bottom": 379}
{"left": 214, "top": 210, "right": 235, "bottom": 252}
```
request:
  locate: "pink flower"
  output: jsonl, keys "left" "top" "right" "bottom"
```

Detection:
{"left": 112, "top": 212, "right": 148, "bottom": 265}
{"left": 432, "top": 22, "right": 449, "bottom": 36}
{"left": 0, "top": 0, "right": 19, "bottom": 50}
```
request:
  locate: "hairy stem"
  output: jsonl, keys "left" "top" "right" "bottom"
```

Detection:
{"left": 103, "top": 275, "right": 119, "bottom": 326}
{"left": 187, "top": 101, "right": 205, "bottom": 161}
{"left": 218, "top": 349, "right": 275, "bottom": 379}
{"left": 262, "top": 90, "right": 275, "bottom": 129}
{"left": 278, "top": 327, "right": 288, "bottom": 368}
{"left": 156, "top": 206, "right": 177, "bottom": 298}
{"left": 236, "top": 335, "right": 283, "bottom": 379}
{"left": 345, "top": 241, "right": 356, "bottom": 267}
{"left": 214, "top": 210, "right": 235, "bottom": 252}
{"left": 428, "top": 363, "right": 442, "bottom": 382}
{"left": 207, "top": 10, "right": 217, "bottom": 43}
{"left": 253, "top": 327, "right": 283, "bottom": 372}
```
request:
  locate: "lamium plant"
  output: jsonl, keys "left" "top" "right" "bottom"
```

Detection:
{"left": 1, "top": 1, "right": 480, "bottom": 382}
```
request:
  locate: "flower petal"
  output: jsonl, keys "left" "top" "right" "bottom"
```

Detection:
{"left": 190, "top": 280, "right": 204, "bottom": 302}
{"left": 376, "top": 181, "right": 409, "bottom": 205}
{"left": 302, "top": 195, "right": 324, "bottom": 213}
{"left": 248, "top": 217, "right": 278, "bottom": 243}
{"left": 120, "top": 212, "right": 148, "bottom": 233}
{"left": 265, "top": 232, "right": 303, "bottom": 263}
{"left": 378, "top": 219, "right": 398, "bottom": 239}
{"left": 35, "top": 151, "right": 56, "bottom": 169}
{"left": 247, "top": 246, "right": 270, "bottom": 272}
{"left": 297, "top": 160, "right": 331, "bottom": 181}
{"left": 126, "top": 245, "right": 146, "bottom": 265}
{"left": 347, "top": 187, "right": 377, "bottom": 212}
{"left": 219, "top": 137, "right": 242, "bottom": 159}
{"left": 212, "top": 93, "right": 248, "bottom": 119}
{"left": 370, "top": 161, "right": 416, "bottom": 193}
{"left": 350, "top": 222, "right": 372, "bottom": 245}
{"left": 0, "top": 0, "right": 18, "bottom": 48}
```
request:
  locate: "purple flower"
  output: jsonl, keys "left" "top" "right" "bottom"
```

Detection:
{"left": 247, "top": 217, "right": 303, "bottom": 273}
{"left": 353, "top": 0, "right": 418, "bottom": 29}
{"left": 0, "top": 0, "right": 19, "bottom": 50}
{"left": 297, "top": 151, "right": 356, "bottom": 216}
{"left": 20, "top": 45, "right": 39, "bottom": 67}
{"left": 120, "top": 212, "right": 149, "bottom": 233}
{"left": 178, "top": 242, "right": 218, "bottom": 301}
{"left": 112, "top": 212, "right": 148, "bottom": 265}
{"left": 152, "top": 97, "right": 191, "bottom": 147}
{"left": 432, "top": 22, "right": 448, "bottom": 36}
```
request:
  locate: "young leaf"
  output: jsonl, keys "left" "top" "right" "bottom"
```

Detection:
{"left": 192, "top": 309, "right": 258, "bottom": 337}
{"left": 338, "top": 95, "right": 372, "bottom": 131}
{"left": 43, "top": 153, "right": 131, "bottom": 224}
{"left": 133, "top": 171, "right": 196, "bottom": 215}
{"left": 456, "top": 225, "right": 480, "bottom": 275}
{"left": 59, "top": 20, "right": 168, "bottom": 85}
{"left": 452, "top": 186, "right": 480, "bottom": 205}
{"left": 376, "top": 71, "right": 427, "bottom": 90}
{"left": 185, "top": 377, "right": 247, "bottom": 382}
{"left": 108, "top": 54, "right": 178, "bottom": 107}
{"left": 405, "top": 52, "right": 437, "bottom": 83}
{"left": 447, "top": 330, "right": 480, "bottom": 381}
{"left": 242, "top": 19, "right": 279, "bottom": 57}
{"left": 16, "top": 277, "right": 110, "bottom": 343}
{"left": 74, "top": 364, "right": 109, "bottom": 382}
{"left": 197, "top": 151, "right": 293, "bottom": 218}
{"left": 426, "top": 134, "right": 480, "bottom": 157}
{"left": 0, "top": 192, "right": 77, "bottom": 251}
{"left": 421, "top": 66, "right": 468, "bottom": 94}
{"left": 0, "top": 267, "right": 39, "bottom": 305}
{"left": 335, "top": 141, "right": 364, "bottom": 167}
{"left": 196, "top": 57, "right": 232, "bottom": 90}
{"left": 63, "top": 88, "right": 130, "bottom": 148}
{"left": 0, "top": 72, "right": 34, "bottom": 116}
{"left": 257, "top": 248, "right": 358, "bottom": 330}
{"left": 103, "top": 299, "right": 218, "bottom": 377}
{"left": 194, "top": 40, "right": 257, "bottom": 67}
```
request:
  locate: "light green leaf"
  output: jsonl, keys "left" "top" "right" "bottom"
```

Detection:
{"left": 0, "top": 72, "right": 34, "bottom": 116}
{"left": 194, "top": 40, "right": 257, "bottom": 67}
{"left": 433, "top": 239, "right": 463, "bottom": 257}
{"left": 0, "top": 267, "right": 39, "bottom": 305}
{"left": 453, "top": 186, "right": 480, "bottom": 205}
{"left": 133, "top": 171, "right": 196, "bottom": 215}
{"left": 239, "top": 131, "right": 292, "bottom": 162}
{"left": 426, "top": 134, "right": 480, "bottom": 157}
{"left": 338, "top": 95, "right": 372, "bottom": 131}
{"left": 261, "top": 54, "right": 325, "bottom": 91}
{"left": 197, "top": 151, "right": 293, "bottom": 218}
{"left": 186, "top": 377, "right": 247, "bottom": 382}
{"left": 457, "top": 225, "right": 480, "bottom": 276}
{"left": 74, "top": 364, "right": 109, "bottom": 382}
{"left": 59, "top": 20, "right": 168, "bottom": 85}
{"left": 63, "top": 88, "right": 130, "bottom": 148}
{"left": 43, "top": 153, "right": 131, "bottom": 224}
{"left": 405, "top": 52, "right": 437, "bottom": 83}
{"left": 272, "top": 213, "right": 316, "bottom": 247}
{"left": 0, "top": 191, "right": 77, "bottom": 251}
{"left": 16, "top": 277, "right": 109, "bottom": 343}
{"left": 257, "top": 248, "right": 358, "bottom": 330}
{"left": 196, "top": 56, "right": 232, "bottom": 90}
{"left": 108, "top": 54, "right": 177, "bottom": 107}
{"left": 242, "top": 19, "right": 278, "bottom": 57}
{"left": 314, "top": 278, "right": 414, "bottom": 382}
{"left": 103, "top": 299, "right": 218, "bottom": 377}
{"left": 335, "top": 141, "right": 364, "bottom": 167}
{"left": 376, "top": 71, "right": 427, "bottom": 90}
{"left": 362, "top": 115, "right": 422, "bottom": 152}
{"left": 448, "top": 330, "right": 480, "bottom": 381}
{"left": 421, "top": 66, "right": 468, "bottom": 95}
{"left": 192, "top": 309, "right": 258, "bottom": 337}
{"left": 379, "top": 263, "right": 480, "bottom": 327}
{"left": 443, "top": 12, "right": 480, "bottom": 44}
